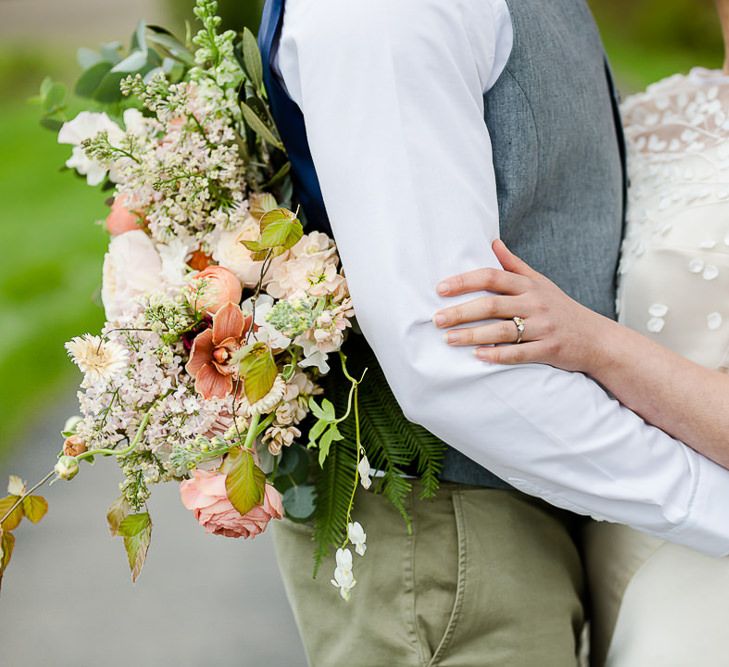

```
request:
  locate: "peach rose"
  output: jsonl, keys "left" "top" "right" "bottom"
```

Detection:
{"left": 189, "top": 266, "right": 243, "bottom": 315}
{"left": 180, "top": 469, "right": 283, "bottom": 538}
{"left": 106, "top": 194, "right": 143, "bottom": 236}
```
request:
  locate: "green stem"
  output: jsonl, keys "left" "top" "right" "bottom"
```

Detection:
{"left": 0, "top": 469, "right": 55, "bottom": 526}
{"left": 77, "top": 404, "right": 155, "bottom": 462}
{"left": 243, "top": 412, "right": 261, "bottom": 450}
{"left": 340, "top": 379, "right": 363, "bottom": 549}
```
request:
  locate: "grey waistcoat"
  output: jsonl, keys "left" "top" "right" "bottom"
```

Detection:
{"left": 260, "top": 0, "right": 626, "bottom": 489}
{"left": 440, "top": 0, "right": 626, "bottom": 486}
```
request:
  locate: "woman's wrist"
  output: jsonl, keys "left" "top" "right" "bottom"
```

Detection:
{"left": 574, "top": 307, "right": 622, "bottom": 378}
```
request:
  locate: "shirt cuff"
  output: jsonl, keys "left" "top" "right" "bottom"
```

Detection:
{"left": 670, "top": 454, "right": 729, "bottom": 557}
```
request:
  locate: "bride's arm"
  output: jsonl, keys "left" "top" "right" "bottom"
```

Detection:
{"left": 436, "top": 240, "right": 729, "bottom": 468}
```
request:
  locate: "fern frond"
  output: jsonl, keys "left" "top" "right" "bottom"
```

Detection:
{"left": 312, "top": 436, "right": 357, "bottom": 577}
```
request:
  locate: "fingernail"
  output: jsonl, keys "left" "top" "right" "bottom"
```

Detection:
{"left": 436, "top": 281, "right": 450, "bottom": 295}
{"left": 474, "top": 348, "right": 490, "bottom": 360}
{"left": 433, "top": 313, "right": 447, "bottom": 327}
{"left": 446, "top": 332, "right": 460, "bottom": 344}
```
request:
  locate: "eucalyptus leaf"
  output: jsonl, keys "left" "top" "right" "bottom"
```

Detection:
{"left": 93, "top": 71, "right": 126, "bottom": 103}
{"left": 277, "top": 443, "right": 310, "bottom": 485}
{"left": 0, "top": 496, "right": 23, "bottom": 531}
{"left": 118, "top": 512, "right": 152, "bottom": 583}
{"left": 265, "top": 161, "right": 291, "bottom": 189}
{"left": 239, "top": 343, "right": 277, "bottom": 404}
{"left": 112, "top": 50, "right": 149, "bottom": 74}
{"left": 100, "top": 41, "right": 123, "bottom": 65}
{"left": 147, "top": 25, "right": 195, "bottom": 65}
{"left": 22, "top": 495, "right": 48, "bottom": 524}
{"left": 75, "top": 61, "right": 113, "bottom": 98}
{"left": 39, "top": 76, "right": 53, "bottom": 98}
{"left": 282, "top": 485, "right": 316, "bottom": 522}
{"left": 242, "top": 28, "right": 263, "bottom": 91}
{"left": 131, "top": 19, "right": 147, "bottom": 52}
{"left": 77, "top": 47, "right": 103, "bottom": 69}
{"left": 224, "top": 449, "right": 266, "bottom": 516}
{"left": 42, "top": 82, "right": 67, "bottom": 114}
{"left": 40, "top": 117, "right": 64, "bottom": 132}
{"left": 240, "top": 101, "right": 284, "bottom": 151}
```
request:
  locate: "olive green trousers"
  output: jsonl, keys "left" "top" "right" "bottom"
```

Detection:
{"left": 273, "top": 483, "right": 585, "bottom": 667}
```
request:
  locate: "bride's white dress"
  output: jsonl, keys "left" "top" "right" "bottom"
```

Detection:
{"left": 586, "top": 67, "right": 729, "bottom": 666}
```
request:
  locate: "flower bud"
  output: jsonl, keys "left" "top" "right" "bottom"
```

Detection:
{"left": 63, "top": 435, "right": 88, "bottom": 457}
{"left": 62, "top": 416, "right": 82, "bottom": 436}
{"left": 55, "top": 456, "right": 80, "bottom": 481}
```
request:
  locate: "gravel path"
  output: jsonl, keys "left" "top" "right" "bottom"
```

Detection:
{"left": 0, "top": 390, "right": 306, "bottom": 667}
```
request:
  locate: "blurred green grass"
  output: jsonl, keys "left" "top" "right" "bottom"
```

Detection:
{"left": 0, "top": 11, "right": 725, "bottom": 460}
{"left": 0, "top": 49, "right": 108, "bottom": 458}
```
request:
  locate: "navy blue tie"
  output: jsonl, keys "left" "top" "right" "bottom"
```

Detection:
{"left": 258, "top": 0, "right": 332, "bottom": 235}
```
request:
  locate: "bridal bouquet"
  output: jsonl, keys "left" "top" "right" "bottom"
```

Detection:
{"left": 0, "top": 1, "right": 372, "bottom": 600}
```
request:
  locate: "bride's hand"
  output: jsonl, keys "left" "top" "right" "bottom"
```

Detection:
{"left": 433, "top": 240, "right": 606, "bottom": 372}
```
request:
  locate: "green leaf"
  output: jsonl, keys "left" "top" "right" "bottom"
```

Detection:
{"left": 112, "top": 50, "right": 149, "bottom": 74}
{"left": 0, "top": 528, "right": 16, "bottom": 585}
{"left": 318, "top": 424, "right": 344, "bottom": 467}
{"left": 307, "top": 419, "right": 328, "bottom": 448}
{"left": 240, "top": 101, "right": 284, "bottom": 150}
{"left": 265, "top": 161, "right": 291, "bottom": 189}
{"left": 242, "top": 28, "right": 263, "bottom": 91}
{"left": 22, "top": 496, "right": 48, "bottom": 524}
{"left": 42, "top": 82, "right": 67, "bottom": 113}
{"left": 320, "top": 399, "right": 336, "bottom": 422}
{"left": 93, "top": 71, "right": 126, "bottom": 103}
{"left": 259, "top": 209, "right": 303, "bottom": 251}
{"left": 106, "top": 496, "right": 131, "bottom": 536}
{"left": 40, "top": 117, "right": 64, "bottom": 132}
{"left": 147, "top": 25, "right": 195, "bottom": 65}
{"left": 39, "top": 76, "right": 53, "bottom": 98}
{"left": 276, "top": 443, "right": 310, "bottom": 488}
{"left": 118, "top": 512, "right": 152, "bottom": 583}
{"left": 0, "top": 496, "right": 23, "bottom": 531}
{"left": 130, "top": 19, "right": 147, "bottom": 52}
{"left": 74, "top": 61, "right": 113, "bottom": 98}
{"left": 77, "top": 47, "right": 103, "bottom": 69}
{"left": 282, "top": 485, "right": 316, "bottom": 522}
{"left": 239, "top": 343, "right": 277, "bottom": 404}
{"left": 100, "top": 41, "right": 123, "bottom": 65}
{"left": 224, "top": 449, "right": 266, "bottom": 516}
{"left": 309, "top": 398, "right": 325, "bottom": 420}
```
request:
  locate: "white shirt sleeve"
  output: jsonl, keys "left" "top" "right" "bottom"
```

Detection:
{"left": 276, "top": 0, "right": 729, "bottom": 555}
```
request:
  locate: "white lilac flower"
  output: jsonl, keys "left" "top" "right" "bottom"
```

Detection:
{"left": 347, "top": 521, "right": 367, "bottom": 557}
{"left": 58, "top": 111, "right": 124, "bottom": 185}
{"left": 358, "top": 454, "right": 373, "bottom": 490}
{"left": 331, "top": 548, "right": 356, "bottom": 601}
{"left": 65, "top": 334, "right": 129, "bottom": 383}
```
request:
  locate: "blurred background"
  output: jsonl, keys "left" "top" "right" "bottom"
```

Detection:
{"left": 0, "top": 0, "right": 724, "bottom": 665}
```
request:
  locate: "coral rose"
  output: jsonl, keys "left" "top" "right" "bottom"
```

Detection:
{"left": 105, "top": 194, "right": 142, "bottom": 236}
{"left": 180, "top": 469, "right": 283, "bottom": 538}
{"left": 189, "top": 266, "right": 242, "bottom": 315}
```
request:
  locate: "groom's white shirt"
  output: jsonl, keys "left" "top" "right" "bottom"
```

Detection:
{"left": 274, "top": 0, "right": 729, "bottom": 555}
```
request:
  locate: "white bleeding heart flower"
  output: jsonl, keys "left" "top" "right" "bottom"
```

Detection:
{"left": 331, "top": 547, "right": 356, "bottom": 601}
{"left": 347, "top": 521, "right": 367, "bottom": 557}
{"left": 358, "top": 454, "right": 373, "bottom": 490}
